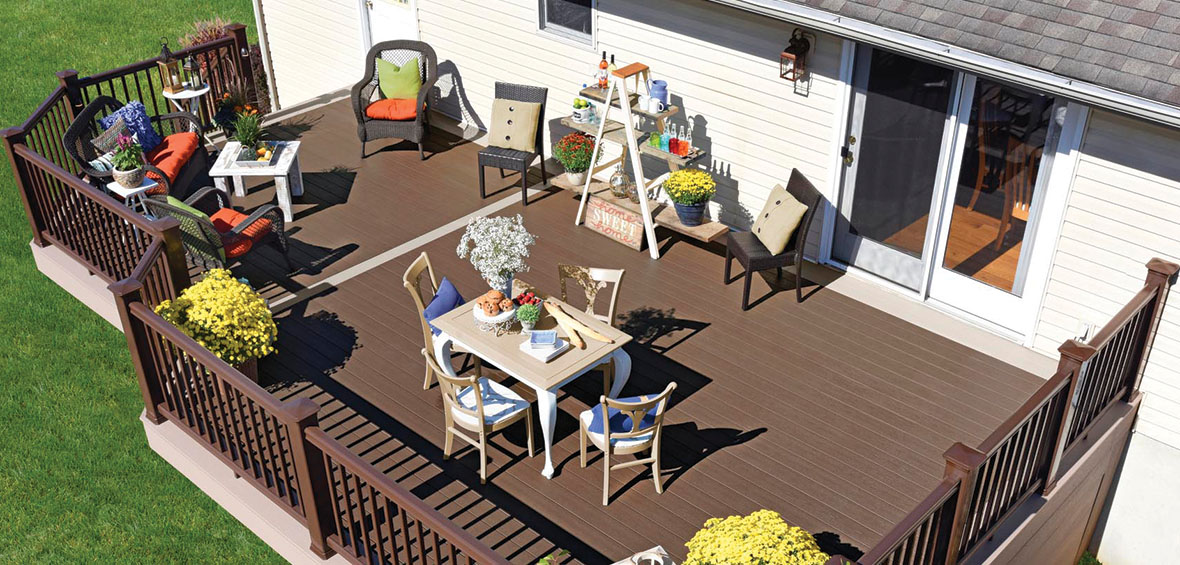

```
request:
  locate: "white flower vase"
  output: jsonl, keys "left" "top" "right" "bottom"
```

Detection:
{"left": 491, "top": 273, "right": 514, "bottom": 298}
{"left": 564, "top": 169, "right": 588, "bottom": 186}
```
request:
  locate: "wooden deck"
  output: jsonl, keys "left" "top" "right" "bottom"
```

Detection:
{"left": 228, "top": 100, "right": 1043, "bottom": 563}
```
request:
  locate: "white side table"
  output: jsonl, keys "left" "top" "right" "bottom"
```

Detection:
{"left": 106, "top": 177, "right": 159, "bottom": 214}
{"left": 163, "top": 84, "right": 213, "bottom": 143}
{"left": 209, "top": 141, "right": 303, "bottom": 222}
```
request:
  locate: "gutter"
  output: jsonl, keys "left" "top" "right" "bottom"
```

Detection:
{"left": 250, "top": 0, "right": 281, "bottom": 111}
{"left": 709, "top": 0, "right": 1180, "bottom": 128}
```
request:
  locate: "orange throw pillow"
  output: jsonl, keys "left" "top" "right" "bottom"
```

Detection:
{"left": 209, "top": 208, "right": 273, "bottom": 258}
{"left": 145, "top": 132, "right": 200, "bottom": 183}
{"left": 365, "top": 98, "right": 418, "bottom": 121}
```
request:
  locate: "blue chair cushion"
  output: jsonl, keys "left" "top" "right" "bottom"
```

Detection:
{"left": 423, "top": 277, "right": 464, "bottom": 336}
{"left": 587, "top": 395, "right": 658, "bottom": 435}
{"left": 100, "top": 101, "right": 163, "bottom": 153}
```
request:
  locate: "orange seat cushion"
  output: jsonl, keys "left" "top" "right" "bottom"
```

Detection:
{"left": 209, "top": 208, "right": 273, "bottom": 258}
{"left": 365, "top": 98, "right": 419, "bottom": 121}
{"left": 145, "top": 132, "right": 200, "bottom": 183}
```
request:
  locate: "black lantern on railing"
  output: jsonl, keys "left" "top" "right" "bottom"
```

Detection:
{"left": 157, "top": 37, "right": 183, "bottom": 94}
{"left": 183, "top": 55, "right": 202, "bottom": 89}
{"left": 780, "top": 29, "right": 812, "bottom": 82}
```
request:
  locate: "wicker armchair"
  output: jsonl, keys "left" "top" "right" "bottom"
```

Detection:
{"left": 351, "top": 40, "right": 439, "bottom": 160}
{"left": 477, "top": 82, "right": 548, "bottom": 206}
{"left": 724, "top": 168, "right": 823, "bottom": 309}
{"left": 142, "top": 187, "right": 291, "bottom": 272}
{"left": 62, "top": 95, "right": 209, "bottom": 199}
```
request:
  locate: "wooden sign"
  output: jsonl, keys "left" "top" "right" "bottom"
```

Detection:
{"left": 584, "top": 196, "right": 644, "bottom": 250}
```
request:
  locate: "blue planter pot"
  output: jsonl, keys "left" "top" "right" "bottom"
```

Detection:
{"left": 673, "top": 202, "right": 707, "bottom": 227}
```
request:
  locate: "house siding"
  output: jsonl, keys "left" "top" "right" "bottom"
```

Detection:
{"left": 419, "top": 0, "right": 846, "bottom": 255}
{"left": 257, "top": 0, "right": 367, "bottom": 109}
{"left": 1034, "top": 109, "right": 1180, "bottom": 449}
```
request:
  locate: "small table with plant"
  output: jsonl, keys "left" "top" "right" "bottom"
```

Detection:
{"left": 209, "top": 106, "right": 303, "bottom": 222}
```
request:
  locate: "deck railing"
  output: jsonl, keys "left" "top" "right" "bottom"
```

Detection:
{"left": 846, "top": 259, "right": 1178, "bottom": 565}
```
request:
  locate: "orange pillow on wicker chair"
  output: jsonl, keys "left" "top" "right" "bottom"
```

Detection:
{"left": 145, "top": 132, "right": 200, "bottom": 186}
{"left": 365, "top": 98, "right": 418, "bottom": 121}
{"left": 209, "top": 208, "right": 273, "bottom": 258}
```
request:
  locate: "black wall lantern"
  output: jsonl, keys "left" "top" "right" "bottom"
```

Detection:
{"left": 780, "top": 28, "right": 812, "bottom": 82}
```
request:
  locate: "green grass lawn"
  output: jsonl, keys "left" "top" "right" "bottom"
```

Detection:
{"left": 0, "top": 2, "right": 282, "bottom": 562}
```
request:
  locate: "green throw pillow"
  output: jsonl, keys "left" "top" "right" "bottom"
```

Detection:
{"left": 164, "top": 196, "right": 224, "bottom": 262}
{"left": 166, "top": 196, "right": 208, "bottom": 220}
{"left": 377, "top": 57, "right": 421, "bottom": 100}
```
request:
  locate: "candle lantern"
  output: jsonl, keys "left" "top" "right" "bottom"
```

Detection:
{"left": 157, "top": 37, "right": 184, "bottom": 94}
{"left": 779, "top": 29, "right": 812, "bottom": 82}
{"left": 183, "top": 55, "right": 202, "bottom": 89}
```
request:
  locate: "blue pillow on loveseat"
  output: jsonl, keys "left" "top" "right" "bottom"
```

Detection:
{"left": 100, "top": 101, "right": 163, "bottom": 152}
{"left": 422, "top": 277, "right": 464, "bottom": 336}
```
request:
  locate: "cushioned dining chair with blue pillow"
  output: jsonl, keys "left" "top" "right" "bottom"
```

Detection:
{"left": 423, "top": 349, "right": 534, "bottom": 484}
{"left": 579, "top": 382, "right": 677, "bottom": 505}
{"left": 403, "top": 251, "right": 480, "bottom": 389}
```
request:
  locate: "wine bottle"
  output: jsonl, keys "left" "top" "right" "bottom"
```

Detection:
{"left": 607, "top": 54, "right": 617, "bottom": 76}
{"left": 597, "top": 51, "right": 609, "bottom": 89}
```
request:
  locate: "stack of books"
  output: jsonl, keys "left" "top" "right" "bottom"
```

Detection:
{"left": 518, "top": 330, "right": 569, "bottom": 362}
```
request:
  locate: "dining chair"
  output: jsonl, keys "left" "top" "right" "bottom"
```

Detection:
{"left": 403, "top": 252, "right": 480, "bottom": 389}
{"left": 559, "top": 264, "right": 625, "bottom": 396}
{"left": 423, "top": 349, "right": 534, "bottom": 484}
{"left": 579, "top": 382, "right": 676, "bottom": 505}
{"left": 477, "top": 82, "right": 548, "bottom": 206}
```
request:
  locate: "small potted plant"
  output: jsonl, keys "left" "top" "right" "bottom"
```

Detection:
{"left": 456, "top": 214, "right": 537, "bottom": 297}
{"left": 663, "top": 169, "right": 716, "bottom": 227}
{"left": 110, "top": 133, "right": 145, "bottom": 189}
{"left": 155, "top": 269, "right": 277, "bottom": 382}
{"left": 684, "top": 510, "right": 828, "bottom": 565}
{"left": 554, "top": 131, "right": 599, "bottom": 185}
{"left": 231, "top": 107, "right": 273, "bottom": 164}
{"left": 516, "top": 303, "right": 541, "bottom": 332}
{"left": 213, "top": 84, "right": 251, "bottom": 135}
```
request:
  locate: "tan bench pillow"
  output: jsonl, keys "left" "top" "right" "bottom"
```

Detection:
{"left": 752, "top": 184, "right": 808, "bottom": 255}
{"left": 488, "top": 99, "right": 541, "bottom": 152}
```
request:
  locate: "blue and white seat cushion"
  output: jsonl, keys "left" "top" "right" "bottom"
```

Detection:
{"left": 579, "top": 395, "right": 658, "bottom": 448}
{"left": 422, "top": 277, "right": 464, "bottom": 336}
{"left": 453, "top": 378, "right": 529, "bottom": 427}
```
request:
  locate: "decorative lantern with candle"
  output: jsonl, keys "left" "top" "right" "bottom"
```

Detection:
{"left": 183, "top": 55, "right": 202, "bottom": 89}
{"left": 157, "top": 37, "right": 184, "bottom": 94}
{"left": 779, "top": 29, "right": 812, "bottom": 82}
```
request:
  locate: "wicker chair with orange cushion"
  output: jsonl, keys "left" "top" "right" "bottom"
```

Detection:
{"left": 63, "top": 96, "right": 211, "bottom": 200}
{"left": 351, "top": 40, "right": 438, "bottom": 160}
{"left": 142, "top": 187, "right": 291, "bottom": 272}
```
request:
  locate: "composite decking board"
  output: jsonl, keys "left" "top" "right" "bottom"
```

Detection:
{"left": 222, "top": 102, "right": 1046, "bottom": 562}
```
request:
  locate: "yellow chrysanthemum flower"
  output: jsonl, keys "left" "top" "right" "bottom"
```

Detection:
{"left": 155, "top": 269, "right": 277, "bottom": 365}
{"left": 684, "top": 510, "right": 828, "bottom": 565}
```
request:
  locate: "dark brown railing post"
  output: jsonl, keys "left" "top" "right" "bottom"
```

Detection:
{"left": 110, "top": 278, "right": 167, "bottom": 424}
{"left": 56, "top": 69, "right": 84, "bottom": 118}
{"left": 942, "top": 442, "right": 986, "bottom": 565}
{"left": 226, "top": 23, "right": 258, "bottom": 106}
{"left": 1123, "top": 259, "right": 1180, "bottom": 401}
{"left": 1041, "top": 340, "right": 1096, "bottom": 494}
{"left": 149, "top": 216, "right": 191, "bottom": 297}
{"left": 283, "top": 398, "right": 336, "bottom": 559}
{"left": 1, "top": 128, "right": 48, "bottom": 248}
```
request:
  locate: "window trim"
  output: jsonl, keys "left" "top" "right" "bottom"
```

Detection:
{"left": 537, "top": 0, "right": 596, "bottom": 49}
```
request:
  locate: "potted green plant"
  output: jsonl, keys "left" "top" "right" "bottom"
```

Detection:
{"left": 516, "top": 302, "right": 541, "bottom": 332}
{"left": 663, "top": 169, "right": 716, "bottom": 227}
{"left": 554, "top": 131, "right": 599, "bottom": 185}
{"left": 110, "top": 133, "right": 145, "bottom": 189}
{"left": 684, "top": 510, "right": 828, "bottom": 565}
{"left": 231, "top": 108, "right": 274, "bottom": 164}
{"left": 155, "top": 269, "right": 277, "bottom": 382}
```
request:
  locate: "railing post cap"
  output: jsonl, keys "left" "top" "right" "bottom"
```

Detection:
{"left": 108, "top": 277, "right": 145, "bottom": 297}
{"left": 1059, "top": 339, "right": 1098, "bottom": 362}
{"left": 55, "top": 69, "right": 79, "bottom": 78}
{"left": 943, "top": 442, "right": 986, "bottom": 468}
{"left": 225, "top": 22, "right": 247, "bottom": 32}
{"left": 1146, "top": 258, "right": 1180, "bottom": 279}
{"left": 1, "top": 126, "right": 23, "bottom": 140}
{"left": 284, "top": 397, "right": 321, "bottom": 422}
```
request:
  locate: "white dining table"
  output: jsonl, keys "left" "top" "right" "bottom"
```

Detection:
{"left": 429, "top": 282, "right": 633, "bottom": 479}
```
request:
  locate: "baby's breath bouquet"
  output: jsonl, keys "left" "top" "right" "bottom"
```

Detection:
{"left": 684, "top": 510, "right": 828, "bottom": 565}
{"left": 663, "top": 169, "right": 717, "bottom": 205}
{"left": 456, "top": 214, "right": 536, "bottom": 293}
{"left": 155, "top": 269, "right": 277, "bottom": 365}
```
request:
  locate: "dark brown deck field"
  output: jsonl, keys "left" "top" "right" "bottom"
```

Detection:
{"left": 231, "top": 100, "right": 1042, "bottom": 563}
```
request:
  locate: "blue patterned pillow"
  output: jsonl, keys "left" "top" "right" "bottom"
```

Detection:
{"left": 99, "top": 101, "right": 162, "bottom": 153}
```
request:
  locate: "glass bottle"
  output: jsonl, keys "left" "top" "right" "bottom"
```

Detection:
{"left": 597, "top": 51, "right": 609, "bottom": 89}
{"left": 684, "top": 127, "right": 694, "bottom": 156}
{"left": 609, "top": 163, "right": 630, "bottom": 198}
{"left": 660, "top": 130, "right": 671, "bottom": 152}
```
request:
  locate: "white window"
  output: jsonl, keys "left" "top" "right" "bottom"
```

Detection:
{"left": 539, "top": 0, "right": 594, "bottom": 46}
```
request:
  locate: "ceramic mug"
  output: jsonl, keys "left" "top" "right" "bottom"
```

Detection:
{"left": 645, "top": 98, "right": 666, "bottom": 114}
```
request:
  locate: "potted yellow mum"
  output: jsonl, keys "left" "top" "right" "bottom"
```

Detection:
{"left": 155, "top": 269, "right": 277, "bottom": 382}
{"left": 684, "top": 510, "right": 828, "bottom": 565}
{"left": 664, "top": 169, "right": 716, "bottom": 227}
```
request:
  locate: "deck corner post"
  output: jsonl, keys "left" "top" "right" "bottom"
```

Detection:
{"left": 941, "top": 442, "right": 986, "bottom": 565}
{"left": 150, "top": 216, "right": 191, "bottom": 297}
{"left": 1, "top": 127, "right": 48, "bottom": 248}
{"left": 282, "top": 398, "right": 336, "bottom": 559}
{"left": 225, "top": 23, "right": 258, "bottom": 108}
{"left": 55, "top": 69, "right": 83, "bottom": 118}
{"left": 110, "top": 278, "right": 166, "bottom": 424}
{"left": 1041, "top": 339, "right": 1095, "bottom": 494}
{"left": 1123, "top": 259, "right": 1180, "bottom": 401}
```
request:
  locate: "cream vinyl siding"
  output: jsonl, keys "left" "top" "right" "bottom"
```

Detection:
{"left": 419, "top": 0, "right": 844, "bottom": 255}
{"left": 1034, "top": 109, "right": 1180, "bottom": 449}
{"left": 257, "top": 0, "right": 367, "bottom": 108}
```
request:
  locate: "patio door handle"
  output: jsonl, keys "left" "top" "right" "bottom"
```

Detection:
{"left": 841, "top": 145, "right": 854, "bottom": 166}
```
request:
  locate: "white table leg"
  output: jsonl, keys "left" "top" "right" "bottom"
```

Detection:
{"left": 290, "top": 155, "right": 305, "bottom": 197}
{"left": 274, "top": 174, "right": 294, "bottom": 223}
{"left": 607, "top": 349, "right": 632, "bottom": 398}
{"left": 537, "top": 388, "right": 558, "bottom": 479}
{"left": 214, "top": 175, "right": 229, "bottom": 195}
{"left": 232, "top": 175, "right": 246, "bottom": 198}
